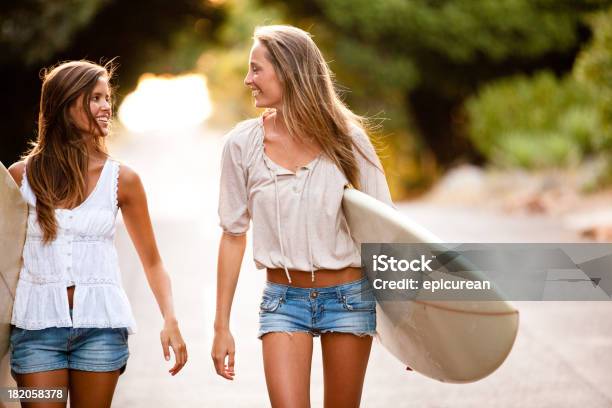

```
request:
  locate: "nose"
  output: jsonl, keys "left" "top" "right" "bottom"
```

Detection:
{"left": 101, "top": 99, "right": 112, "bottom": 111}
{"left": 244, "top": 71, "right": 252, "bottom": 87}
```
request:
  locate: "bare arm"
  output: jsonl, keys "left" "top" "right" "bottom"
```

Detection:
{"left": 118, "top": 164, "right": 187, "bottom": 376}
{"left": 211, "top": 232, "right": 246, "bottom": 380}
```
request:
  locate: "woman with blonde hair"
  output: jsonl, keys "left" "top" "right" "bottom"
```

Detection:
{"left": 7, "top": 60, "right": 187, "bottom": 408}
{"left": 212, "top": 25, "right": 393, "bottom": 407}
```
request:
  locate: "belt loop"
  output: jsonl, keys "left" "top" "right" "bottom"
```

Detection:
{"left": 335, "top": 286, "right": 343, "bottom": 300}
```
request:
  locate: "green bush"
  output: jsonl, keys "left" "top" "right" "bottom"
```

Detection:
{"left": 466, "top": 71, "right": 603, "bottom": 169}
{"left": 575, "top": 6, "right": 612, "bottom": 148}
{"left": 574, "top": 7, "right": 612, "bottom": 187}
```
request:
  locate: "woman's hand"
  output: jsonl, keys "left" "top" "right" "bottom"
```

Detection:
{"left": 161, "top": 319, "right": 188, "bottom": 376}
{"left": 211, "top": 328, "right": 236, "bottom": 380}
{"left": 118, "top": 165, "right": 187, "bottom": 376}
{"left": 211, "top": 233, "right": 245, "bottom": 381}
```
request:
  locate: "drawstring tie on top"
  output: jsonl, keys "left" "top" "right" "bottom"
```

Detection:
{"left": 265, "top": 155, "right": 321, "bottom": 284}
{"left": 270, "top": 169, "right": 292, "bottom": 284}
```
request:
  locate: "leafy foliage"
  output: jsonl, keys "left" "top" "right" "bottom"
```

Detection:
{"left": 272, "top": 0, "right": 611, "bottom": 97}
{"left": 575, "top": 6, "right": 612, "bottom": 144}
{"left": 0, "top": 0, "right": 109, "bottom": 65}
{"left": 466, "top": 71, "right": 604, "bottom": 168}
{"left": 196, "top": 0, "right": 284, "bottom": 126}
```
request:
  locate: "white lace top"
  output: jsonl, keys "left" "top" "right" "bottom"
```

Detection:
{"left": 11, "top": 158, "right": 137, "bottom": 334}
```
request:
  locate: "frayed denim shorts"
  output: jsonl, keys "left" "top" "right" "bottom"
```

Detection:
{"left": 258, "top": 277, "right": 376, "bottom": 339}
{"left": 9, "top": 323, "right": 129, "bottom": 377}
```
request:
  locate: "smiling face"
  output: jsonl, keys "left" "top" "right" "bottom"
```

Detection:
{"left": 69, "top": 76, "right": 112, "bottom": 137}
{"left": 244, "top": 40, "right": 283, "bottom": 110}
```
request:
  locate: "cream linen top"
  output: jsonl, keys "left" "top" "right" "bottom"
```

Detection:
{"left": 218, "top": 116, "right": 394, "bottom": 282}
{"left": 12, "top": 159, "right": 137, "bottom": 333}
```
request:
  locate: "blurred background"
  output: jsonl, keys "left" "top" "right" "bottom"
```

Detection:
{"left": 2, "top": 0, "right": 612, "bottom": 407}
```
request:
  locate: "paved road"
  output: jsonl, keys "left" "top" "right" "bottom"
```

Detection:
{"left": 108, "top": 127, "right": 612, "bottom": 408}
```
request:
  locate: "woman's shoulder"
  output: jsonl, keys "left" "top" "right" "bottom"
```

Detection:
{"left": 113, "top": 160, "right": 145, "bottom": 206}
{"left": 7, "top": 160, "right": 26, "bottom": 186}
{"left": 346, "top": 122, "right": 385, "bottom": 171}
{"left": 223, "top": 117, "right": 262, "bottom": 146}
{"left": 221, "top": 117, "right": 264, "bottom": 168}
{"left": 112, "top": 160, "right": 140, "bottom": 186}
{"left": 103, "top": 156, "right": 139, "bottom": 187}
{"left": 347, "top": 122, "right": 376, "bottom": 156}
{"left": 347, "top": 122, "right": 370, "bottom": 144}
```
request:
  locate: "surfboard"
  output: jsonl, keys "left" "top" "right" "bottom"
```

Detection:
{"left": 342, "top": 187, "right": 519, "bottom": 383}
{"left": 0, "top": 162, "right": 27, "bottom": 386}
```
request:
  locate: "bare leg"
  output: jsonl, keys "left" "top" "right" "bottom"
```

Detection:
{"left": 15, "top": 369, "right": 69, "bottom": 408}
{"left": 262, "top": 332, "right": 313, "bottom": 408}
{"left": 321, "top": 333, "right": 373, "bottom": 408}
{"left": 68, "top": 370, "right": 120, "bottom": 408}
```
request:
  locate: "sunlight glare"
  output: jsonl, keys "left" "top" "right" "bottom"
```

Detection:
{"left": 118, "top": 73, "right": 212, "bottom": 133}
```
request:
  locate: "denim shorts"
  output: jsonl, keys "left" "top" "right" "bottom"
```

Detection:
{"left": 10, "top": 323, "right": 129, "bottom": 377}
{"left": 258, "top": 277, "right": 377, "bottom": 339}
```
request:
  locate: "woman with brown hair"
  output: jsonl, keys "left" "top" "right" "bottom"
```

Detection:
{"left": 211, "top": 25, "right": 393, "bottom": 407}
{"left": 7, "top": 60, "right": 187, "bottom": 408}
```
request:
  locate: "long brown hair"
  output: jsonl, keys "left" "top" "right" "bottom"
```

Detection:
{"left": 24, "top": 60, "right": 115, "bottom": 243}
{"left": 254, "top": 25, "right": 377, "bottom": 189}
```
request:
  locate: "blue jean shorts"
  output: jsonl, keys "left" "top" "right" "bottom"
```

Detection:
{"left": 258, "top": 277, "right": 377, "bottom": 339}
{"left": 9, "top": 324, "right": 129, "bottom": 377}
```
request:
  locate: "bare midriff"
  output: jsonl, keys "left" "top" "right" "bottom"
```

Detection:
{"left": 67, "top": 286, "right": 75, "bottom": 308}
{"left": 266, "top": 267, "right": 363, "bottom": 288}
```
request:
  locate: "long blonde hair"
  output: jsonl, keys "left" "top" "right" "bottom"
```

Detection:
{"left": 254, "top": 25, "right": 373, "bottom": 189}
{"left": 24, "top": 60, "right": 114, "bottom": 243}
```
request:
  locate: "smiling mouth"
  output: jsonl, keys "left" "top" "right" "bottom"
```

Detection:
{"left": 251, "top": 89, "right": 261, "bottom": 97}
{"left": 96, "top": 116, "right": 110, "bottom": 125}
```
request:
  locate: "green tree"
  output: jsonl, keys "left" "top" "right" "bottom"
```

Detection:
{"left": 574, "top": 6, "right": 612, "bottom": 184}
{"left": 575, "top": 6, "right": 612, "bottom": 143}
{"left": 0, "top": 0, "right": 110, "bottom": 66}
{"left": 196, "top": 0, "right": 284, "bottom": 127}
{"left": 466, "top": 71, "right": 603, "bottom": 169}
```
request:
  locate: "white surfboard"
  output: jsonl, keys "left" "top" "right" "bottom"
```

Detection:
{"left": 342, "top": 187, "right": 519, "bottom": 383}
{"left": 0, "top": 162, "right": 27, "bottom": 389}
